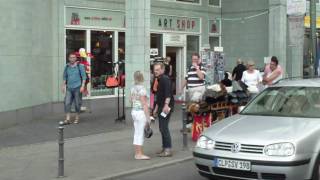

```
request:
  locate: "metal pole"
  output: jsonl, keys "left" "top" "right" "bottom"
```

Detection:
{"left": 311, "top": 0, "right": 317, "bottom": 77}
{"left": 58, "top": 121, "right": 65, "bottom": 178}
{"left": 182, "top": 103, "right": 188, "bottom": 150}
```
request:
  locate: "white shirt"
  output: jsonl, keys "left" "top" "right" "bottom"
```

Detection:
{"left": 241, "top": 70, "right": 262, "bottom": 87}
{"left": 130, "top": 85, "right": 147, "bottom": 110}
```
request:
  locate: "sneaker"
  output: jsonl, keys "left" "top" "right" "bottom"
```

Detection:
{"left": 80, "top": 106, "right": 87, "bottom": 112}
{"left": 158, "top": 149, "right": 172, "bottom": 157}
{"left": 156, "top": 149, "right": 164, "bottom": 154}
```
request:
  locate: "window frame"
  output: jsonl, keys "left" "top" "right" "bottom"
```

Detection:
{"left": 175, "top": 0, "right": 202, "bottom": 5}
{"left": 208, "top": 0, "right": 221, "bottom": 8}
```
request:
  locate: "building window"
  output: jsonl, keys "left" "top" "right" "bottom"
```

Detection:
{"left": 209, "top": 20, "right": 220, "bottom": 34}
{"left": 66, "top": 30, "right": 86, "bottom": 58}
{"left": 209, "top": 36, "right": 220, "bottom": 50}
{"left": 187, "top": 35, "right": 200, "bottom": 68}
{"left": 151, "top": 33, "right": 163, "bottom": 57}
{"left": 209, "top": 0, "right": 220, "bottom": 6}
{"left": 90, "top": 31, "right": 115, "bottom": 96}
{"left": 176, "top": 0, "right": 200, "bottom": 4}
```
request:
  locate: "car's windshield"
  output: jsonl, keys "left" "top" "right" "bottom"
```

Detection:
{"left": 241, "top": 86, "right": 320, "bottom": 118}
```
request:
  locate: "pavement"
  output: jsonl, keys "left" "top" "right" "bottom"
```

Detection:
{"left": 0, "top": 102, "right": 197, "bottom": 180}
{"left": 118, "top": 160, "right": 206, "bottom": 180}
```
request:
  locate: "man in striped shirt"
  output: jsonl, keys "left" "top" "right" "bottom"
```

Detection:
{"left": 181, "top": 53, "right": 206, "bottom": 102}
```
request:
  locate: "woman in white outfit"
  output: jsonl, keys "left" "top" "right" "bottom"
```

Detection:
{"left": 241, "top": 60, "right": 262, "bottom": 96}
{"left": 130, "top": 71, "right": 151, "bottom": 160}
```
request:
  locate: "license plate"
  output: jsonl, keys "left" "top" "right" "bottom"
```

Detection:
{"left": 213, "top": 158, "right": 251, "bottom": 171}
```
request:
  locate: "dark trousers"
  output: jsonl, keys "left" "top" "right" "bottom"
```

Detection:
{"left": 158, "top": 111, "right": 172, "bottom": 149}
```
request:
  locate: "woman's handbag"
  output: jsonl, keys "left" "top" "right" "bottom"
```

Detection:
{"left": 105, "top": 75, "right": 119, "bottom": 88}
{"left": 144, "top": 123, "right": 153, "bottom": 138}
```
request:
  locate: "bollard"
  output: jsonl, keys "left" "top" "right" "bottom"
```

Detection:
{"left": 182, "top": 103, "right": 188, "bottom": 150}
{"left": 58, "top": 121, "right": 65, "bottom": 178}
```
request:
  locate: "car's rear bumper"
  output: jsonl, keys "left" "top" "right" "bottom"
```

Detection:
{"left": 193, "top": 152, "right": 311, "bottom": 180}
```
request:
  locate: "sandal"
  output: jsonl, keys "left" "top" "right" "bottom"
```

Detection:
{"left": 135, "top": 155, "right": 151, "bottom": 160}
{"left": 63, "top": 120, "right": 71, "bottom": 125}
{"left": 74, "top": 116, "right": 79, "bottom": 124}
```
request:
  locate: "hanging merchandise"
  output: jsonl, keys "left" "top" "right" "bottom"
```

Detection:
{"left": 105, "top": 75, "right": 119, "bottom": 88}
{"left": 106, "top": 63, "right": 119, "bottom": 88}
{"left": 200, "top": 50, "right": 215, "bottom": 85}
{"left": 191, "top": 113, "right": 212, "bottom": 141}
{"left": 75, "top": 48, "right": 94, "bottom": 96}
{"left": 213, "top": 52, "right": 225, "bottom": 83}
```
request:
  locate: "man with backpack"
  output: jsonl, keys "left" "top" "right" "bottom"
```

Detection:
{"left": 62, "top": 53, "right": 87, "bottom": 124}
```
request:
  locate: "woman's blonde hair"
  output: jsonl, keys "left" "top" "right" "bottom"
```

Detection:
{"left": 134, "top": 71, "right": 144, "bottom": 85}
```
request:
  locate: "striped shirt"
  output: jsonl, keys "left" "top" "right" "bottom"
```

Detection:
{"left": 185, "top": 65, "right": 206, "bottom": 88}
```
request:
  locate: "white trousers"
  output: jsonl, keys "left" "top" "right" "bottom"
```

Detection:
{"left": 187, "top": 86, "right": 206, "bottom": 102}
{"left": 131, "top": 110, "right": 147, "bottom": 146}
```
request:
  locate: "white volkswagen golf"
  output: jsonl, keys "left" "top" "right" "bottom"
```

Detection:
{"left": 193, "top": 79, "right": 320, "bottom": 180}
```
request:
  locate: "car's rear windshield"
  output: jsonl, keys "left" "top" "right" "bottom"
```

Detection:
{"left": 241, "top": 86, "right": 320, "bottom": 118}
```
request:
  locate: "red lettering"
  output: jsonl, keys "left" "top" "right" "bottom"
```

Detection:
{"left": 192, "top": 21, "right": 195, "bottom": 29}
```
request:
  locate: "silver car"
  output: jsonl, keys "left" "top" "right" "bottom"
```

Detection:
{"left": 193, "top": 79, "right": 320, "bottom": 180}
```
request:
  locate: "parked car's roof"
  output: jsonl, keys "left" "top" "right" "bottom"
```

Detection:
{"left": 273, "top": 78, "right": 320, "bottom": 87}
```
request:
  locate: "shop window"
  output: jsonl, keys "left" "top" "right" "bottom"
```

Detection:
{"left": 66, "top": 30, "right": 86, "bottom": 60}
{"left": 209, "top": 0, "right": 220, "bottom": 6}
{"left": 209, "top": 36, "right": 220, "bottom": 50}
{"left": 176, "top": 0, "right": 200, "bottom": 4}
{"left": 186, "top": 35, "right": 199, "bottom": 68}
{"left": 90, "top": 31, "right": 115, "bottom": 96}
{"left": 151, "top": 33, "right": 163, "bottom": 57}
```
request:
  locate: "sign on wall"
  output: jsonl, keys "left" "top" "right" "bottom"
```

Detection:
{"left": 66, "top": 7, "right": 125, "bottom": 28}
{"left": 287, "top": 0, "right": 306, "bottom": 16}
{"left": 163, "top": 34, "right": 186, "bottom": 46}
{"left": 66, "top": 7, "right": 201, "bottom": 33}
{"left": 151, "top": 14, "right": 200, "bottom": 33}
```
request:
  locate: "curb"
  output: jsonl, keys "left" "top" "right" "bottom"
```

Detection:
{"left": 93, "top": 156, "right": 194, "bottom": 180}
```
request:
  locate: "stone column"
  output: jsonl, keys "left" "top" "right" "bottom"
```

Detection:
{"left": 269, "top": 0, "right": 287, "bottom": 76}
{"left": 287, "top": 16, "right": 305, "bottom": 77}
{"left": 125, "top": 0, "right": 151, "bottom": 107}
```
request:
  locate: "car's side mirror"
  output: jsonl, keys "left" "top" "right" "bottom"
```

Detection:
{"left": 238, "top": 106, "right": 245, "bottom": 113}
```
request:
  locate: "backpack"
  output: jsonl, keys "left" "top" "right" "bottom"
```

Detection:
{"left": 64, "top": 64, "right": 84, "bottom": 85}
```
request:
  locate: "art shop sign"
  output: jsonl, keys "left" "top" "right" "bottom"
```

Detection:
{"left": 151, "top": 14, "right": 200, "bottom": 33}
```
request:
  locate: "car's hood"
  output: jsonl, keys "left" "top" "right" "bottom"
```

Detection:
{"left": 204, "top": 114, "right": 320, "bottom": 145}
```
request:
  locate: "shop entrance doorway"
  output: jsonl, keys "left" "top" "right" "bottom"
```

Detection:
{"left": 166, "top": 47, "right": 184, "bottom": 96}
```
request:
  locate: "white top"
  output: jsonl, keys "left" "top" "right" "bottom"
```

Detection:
{"left": 130, "top": 85, "right": 147, "bottom": 110}
{"left": 241, "top": 70, "right": 262, "bottom": 87}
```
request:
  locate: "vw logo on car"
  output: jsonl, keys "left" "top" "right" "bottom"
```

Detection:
{"left": 231, "top": 143, "right": 241, "bottom": 153}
